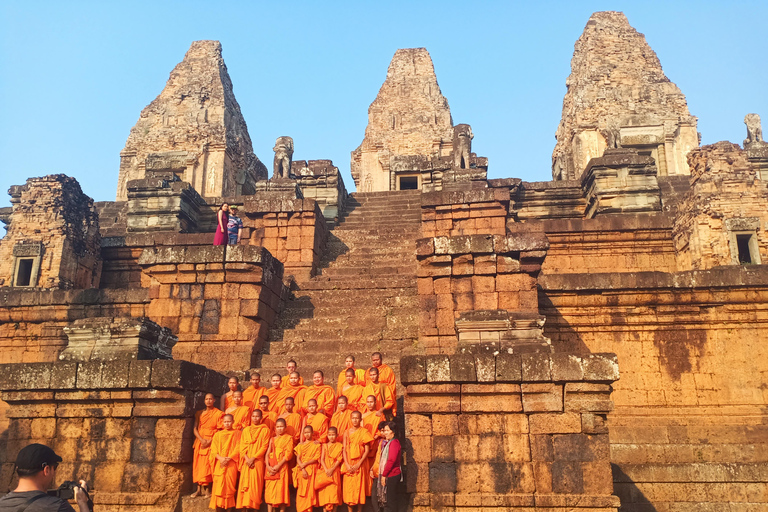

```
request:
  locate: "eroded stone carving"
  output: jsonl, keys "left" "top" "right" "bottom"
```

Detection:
{"left": 744, "top": 113, "right": 763, "bottom": 146}
{"left": 453, "top": 124, "right": 473, "bottom": 169}
{"left": 273, "top": 136, "right": 294, "bottom": 179}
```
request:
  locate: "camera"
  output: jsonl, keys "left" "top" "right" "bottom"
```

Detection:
{"left": 48, "top": 481, "right": 81, "bottom": 501}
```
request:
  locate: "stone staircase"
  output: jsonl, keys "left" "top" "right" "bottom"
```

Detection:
{"left": 257, "top": 190, "right": 422, "bottom": 381}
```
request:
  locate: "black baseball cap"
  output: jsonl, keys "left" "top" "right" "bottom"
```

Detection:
{"left": 15, "top": 443, "right": 62, "bottom": 471}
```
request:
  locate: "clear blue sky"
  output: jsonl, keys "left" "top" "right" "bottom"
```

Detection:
{"left": 1, "top": 1, "right": 766, "bottom": 208}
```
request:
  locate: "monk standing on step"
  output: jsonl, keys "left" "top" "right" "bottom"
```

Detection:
{"left": 278, "top": 396, "right": 302, "bottom": 442}
{"left": 366, "top": 352, "right": 397, "bottom": 417}
{"left": 293, "top": 425, "right": 321, "bottom": 512}
{"left": 226, "top": 391, "right": 251, "bottom": 431}
{"left": 281, "top": 359, "right": 304, "bottom": 387}
{"left": 278, "top": 372, "right": 306, "bottom": 415}
{"left": 242, "top": 372, "right": 265, "bottom": 409}
{"left": 318, "top": 426, "right": 344, "bottom": 512}
{"left": 301, "top": 399, "right": 329, "bottom": 443}
{"left": 331, "top": 396, "right": 353, "bottom": 437}
{"left": 362, "top": 367, "right": 394, "bottom": 420}
{"left": 191, "top": 393, "right": 224, "bottom": 497}
{"left": 221, "top": 376, "right": 241, "bottom": 411}
{"left": 265, "top": 374, "right": 283, "bottom": 414}
{"left": 258, "top": 396, "right": 277, "bottom": 434}
{"left": 265, "top": 418, "right": 293, "bottom": 512}
{"left": 337, "top": 355, "right": 366, "bottom": 396}
{"left": 301, "top": 370, "right": 336, "bottom": 416}
{"left": 339, "top": 368, "right": 365, "bottom": 412}
{"left": 237, "top": 409, "right": 270, "bottom": 512}
{"left": 209, "top": 414, "right": 241, "bottom": 512}
{"left": 342, "top": 411, "right": 374, "bottom": 511}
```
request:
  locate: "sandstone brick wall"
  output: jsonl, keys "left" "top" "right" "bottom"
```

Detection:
{"left": 0, "top": 360, "right": 226, "bottom": 512}
{"left": 421, "top": 189, "right": 509, "bottom": 238}
{"left": 400, "top": 353, "right": 620, "bottom": 512}
{"left": 541, "top": 267, "right": 768, "bottom": 511}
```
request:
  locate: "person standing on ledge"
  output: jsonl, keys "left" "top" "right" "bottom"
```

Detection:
{"left": 192, "top": 393, "right": 224, "bottom": 498}
{"left": 213, "top": 203, "right": 229, "bottom": 246}
{"left": 227, "top": 205, "right": 243, "bottom": 245}
{"left": 0, "top": 444, "right": 90, "bottom": 512}
{"left": 366, "top": 353, "right": 397, "bottom": 418}
{"left": 221, "top": 376, "right": 241, "bottom": 411}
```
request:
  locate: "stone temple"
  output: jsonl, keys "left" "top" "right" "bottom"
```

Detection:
{"left": 1, "top": 11, "right": 767, "bottom": 512}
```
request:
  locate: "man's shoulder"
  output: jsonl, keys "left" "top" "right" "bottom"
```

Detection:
{"left": 0, "top": 491, "right": 75, "bottom": 512}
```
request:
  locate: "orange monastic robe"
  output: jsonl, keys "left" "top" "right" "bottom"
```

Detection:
{"left": 336, "top": 368, "right": 366, "bottom": 397}
{"left": 317, "top": 441, "right": 343, "bottom": 508}
{"left": 370, "top": 438, "right": 384, "bottom": 478}
{"left": 300, "top": 385, "right": 336, "bottom": 416}
{"left": 265, "top": 386, "right": 282, "bottom": 413}
{"left": 361, "top": 381, "right": 394, "bottom": 417}
{"left": 362, "top": 410, "right": 384, "bottom": 440}
{"left": 330, "top": 409, "right": 352, "bottom": 439}
{"left": 366, "top": 364, "right": 397, "bottom": 416}
{"left": 279, "top": 412, "right": 303, "bottom": 442}
{"left": 229, "top": 405, "right": 252, "bottom": 431}
{"left": 242, "top": 385, "right": 266, "bottom": 409}
{"left": 208, "top": 429, "right": 241, "bottom": 509}
{"left": 260, "top": 410, "right": 277, "bottom": 434}
{"left": 222, "top": 392, "right": 236, "bottom": 411}
{"left": 277, "top": 385, "right": 307, "bottom": 415}
{"left": 338, "top": 383, "right": 365, "bottom": 412}
{"left": 193, "top": 408, "right": 224, "bottom": 485}
{"left": 265, "top": 434, "right": 294, "bottom": 507}
{"left": 342, "top": 427, "right": 374, "bottom": 505}
{"left": 282, "top": 374, "right": 305, "bottom": 387}
{"left": 293, "top": 441, "right": 322, "bottom": 512}
{"left": 236, "top": 424, "right": 271, "bottom": 510}
{"left": 303, "top": 412, "right": 329, "bottom": 443}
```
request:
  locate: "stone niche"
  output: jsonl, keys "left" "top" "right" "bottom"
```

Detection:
{"left": 59, "top": 317, "right": 176, "bottom": 362}
{"left": 0, "top": 175, "right": 101, "bottom": 290}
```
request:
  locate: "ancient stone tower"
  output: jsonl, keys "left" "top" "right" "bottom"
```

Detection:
{"left": 116, "top": 40, "right": 267, "bottom": 200}
{"left": 552, "top": 11, "right": 698, "bottom": 181}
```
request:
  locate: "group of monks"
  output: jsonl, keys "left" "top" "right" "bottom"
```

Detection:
{"left": 191, "top": 353, "right": 399, "bottom": 512}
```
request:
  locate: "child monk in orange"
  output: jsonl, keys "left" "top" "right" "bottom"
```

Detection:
{"left": 226, "top": 390, "right": 251, "bottom": 431}
{"left": 258, "top": 395, "right": 277, "bottom": 434}
{"left": 265, "top": 374, "right": 283, "bottom": 414}
{"left": 242, "top": 372, "right": 265, "bottom": 409}
{"left": 209, "top": 414, "right": 241, "bottom": 511}
{"left": 293, "top": 425, "right": 321, "bottom": 512}
{"left": 220, "top": 376, "right": 240, "bottom": 411}
{"left": 337, "top": 355, "right": 366, "bottom": 397}
{"left": 338, "top": 368, "right": 364, "bottom": 411}
{"left": 278, "top": 396, "right": 302, "bottom": 442}
{"left": 342, "top": 411, "right": 374, "bottom": 512}
{"left": 265, "top": 418, "right": 293, "bottom": 512}
{"left": 301, "top": 399, "right": 329, "bottom": 443}
{"left": 191, "top": 393, "right": 224, "bottom": 497}
{"left": 361, "top": 394, "right": 384, "bottom": 470}
{"left": 318, "top": 426, "right": 344, "bottom": 512}
{"left": 330, "top": 396, "right": 352, "bottom": 437}
{"left": 237, "top": 409, "right": 270, "bottom": 511}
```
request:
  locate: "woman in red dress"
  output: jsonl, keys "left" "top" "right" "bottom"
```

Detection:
{"left": 213, "top": 203, "right": 229, "bottom": 245}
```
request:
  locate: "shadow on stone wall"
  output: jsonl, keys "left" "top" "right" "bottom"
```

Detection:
{"left": 612, "top": 463, "right": 658, "bottom": 512}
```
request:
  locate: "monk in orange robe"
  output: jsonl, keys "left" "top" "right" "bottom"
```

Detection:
{"left": 220, "top": 376, "right": 240, "bottom": 411}
{"left": 257, "top": 396, "right": 277, "bottom": 434}
{"left": 293, "top": 425, "right": 321, "bottom": 512}
{"left": 209, "top": 414, "right": 241, "bottom": 511}
{"left": 265, "top": 418, "right": 293, "bottom": 512}
{"left": 277, "top": 372, "right": 306, "bottom": 415}
{"left": 361, "top": 395, "right": 384, "bottom": 442}
{"left": 330, "top": 396, "right": 352, "bottom": 437}
{"left": 366, "top": 352, "right": 397, "bottom": 416}
{"left": 338, "top": 369, "right": 365, "bottom": 412}
{"left": 337, "top": 355, "right": 366, "bottom": 397}
{"left": 318, "top": 426, "right": 344, "bottom": 512}
{"left": 226, "top": 391, "right": 251, "bottom": 431}
{"left": 242, "top": 372, "right": 265, "bottom": 409}
{"left": 278, "top": 396, "right": 302, "bottom": 442}
{"left": 342, "top": 411, "right": 374, "bottom": 511}
{"left": 265, "top": 374, "right": 283, "bottom": 414}
{"left": 301, "top": 399, "right": 329, "bottom": 443}
{"left": 362, "top": 367, "right": 395, "bottom": 419}
{"left": 237, "top": 409, "right": 270, "bottom": 511}
{"left": 191, "top": 393, "right": 224, "bottom": 497}
{"left": 300, "top": 370, "right": 335, "bottom": 416}
{"left": 281, "top": 359, "right": 304, "bottom": 387}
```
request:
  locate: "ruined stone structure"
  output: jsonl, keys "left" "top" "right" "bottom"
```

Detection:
{"left": 2, "top": 11, "right": 768, "bottom": 512}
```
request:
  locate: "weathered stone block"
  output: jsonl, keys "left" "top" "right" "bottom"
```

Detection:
{"left": 521, "top": 353, "right": 552, "bottom": 381}
{"left": 495, "top": 353, "right": 522, "bottom": 381}
{"left": 449, "top": 354, "right": 476, "bottom": 382}
{"left": 461, "top": 384, "right": 522, "bottom": 413}
{"left": 425, "top": 355, "right": 451, "bottom": 382}
{"left": 400, "top": 355, "right": 427, "bottom": 384}
{"left": 404, "top": 414, "right": 432, "bottom": 437}
{"left": 51, "top": 363, "right": 78, "bottom": 389}
{"left": 404, "top": 384, "right": 461, "bottom": 413}
{"left": 529, "top": 412, "right": 582, "bottom": 434}
{"left": 431, "top": 414, "right": 459, "bottom": 436}
{"left": 428, "top": 462, "right": 457, "bottom": 493}
{"left": 521, "top": 383, "right": 563, "bottom": 413}
{"left": 432, "top": 436, "right": 455, "bottom": 462}
{"left": 550, "top": 353, "right": 584, "bottom": 381}
{"left": 582, "top": 353, "right": 620, "bottom": 381}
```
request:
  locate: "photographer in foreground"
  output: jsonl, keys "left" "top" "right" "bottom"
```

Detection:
{"left": 0, "top": 444, "right": 91, "bottom": 512}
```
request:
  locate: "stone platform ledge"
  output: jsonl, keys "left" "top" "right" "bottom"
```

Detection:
{"left": 0, "top": 360, "right": 226, "bottom": 393}
{"left": 0, "top": 288, "right": 148, "bottom": 308}
{"left": 412, "top": 492, "right": 619, "bottom": 509}
{"left": 421, "top": 187, "right": 511, "bottom": 207}
{"left": 401, "top": 352, "right": 619, "bottom": 385}
{"left": 417, "top": 233, "right": 549, "bottom": 257}
{"left": 540, "top": 265, "right": 768, "bottom": 291}
{"left": 138, "top": 245, "right": 282, "bottom": 268}
{"left": 506, "top": 211, "right": 673, "bottom": 233}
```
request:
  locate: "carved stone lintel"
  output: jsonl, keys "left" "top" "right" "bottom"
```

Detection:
{"left": 60, "top": 317, "right": 177, "bottom": 362}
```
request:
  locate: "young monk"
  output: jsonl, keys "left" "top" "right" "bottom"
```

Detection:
{"left": 277, "top": 371, "right": 306, "bottom": 414}
{"left": 258, "top": 396, "right": 277, "bottom": 434}
{"left": 281, "top": 359, "right": 304, "bottom": 386}
{"left": 300, "top": 370, "right": 336, "bottom": 416}
{"left": 209, "top": 414, "right": 241, "bottom": 512}
{"left": 330, "top": 396, "right": 353, "bottom": 437}
{"left": 301, "top": 399, "right": 329, "bottom": 443}
{"left": 293, "top": 425, "right": 321, "bottom": 512}
{"left": 220, "top": 376, "right": 240, "bottom": 411}
{"left": 226, "top": 391, "right": 251, "bottom": 431}
{"left": 342, "top": 411, "right": 374, "bottom": 511}
{"left": 362, "top": 367, "right": 394, "bottom": 420}
{"left": 318, "top": 426, "right": 344, "bottom": 512}
{"left": 361, "top": 395, "right": 384, "bottom": 441}
{"left": 278, "top": 396, "right": 302, "bottom": 442}
{"left": 242, "top": 372, "right": 265, "bottom": 409}
{"left": 191, "top": 393, "right": 224, "bottom": 497}
{"left": 339, "top": 368, "right": 365, "bottom": 412}
{"left": 265, "top": 418, "right": 293, "bottom": 512}
{"left": 237, "top": 409, "right": 270, "bottom": 512}
{"left": 265, "top": 374, "right": 283, "bottom": 414}
{"left": 367, "top": 352, "right": 397, "bottom": 416}
{"left": 337, "top": 355, "right": 366, "bottom": 397}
